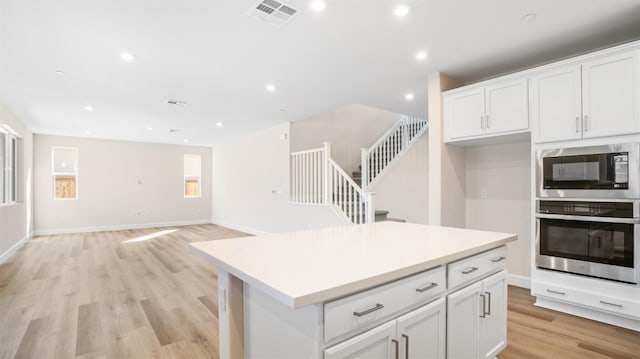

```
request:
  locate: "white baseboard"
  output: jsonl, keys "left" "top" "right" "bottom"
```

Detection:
{"left": 0, "top": 233, "right": 32, "bottom": 264}
{"left": 33, "top": 219, "right": 212, "bottom": 236}
{"left": 508, "top": 273, "right": 531, "bottom": 289}
{"left": 210, "top": 219, "right": 271, "bottom": 236}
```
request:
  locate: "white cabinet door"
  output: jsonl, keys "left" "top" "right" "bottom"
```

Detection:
{"left": 448, "top": 88, "right": 485, "bottom": 139}
{"left": 485, "top": 78, "right": 529, "bottom": 135}
{"left": 396, "top": 298, "right": 446, "bottom": 359}
{"left": 582, "top": 51, "right": 640, "bottom": 139}
{"left": 532, "top": 65, "right": 582, "bottom": 143}
{"left": 480, "top": 271, "right": 508, "bottom": 359}
{"left": 447, "top": 281, "right": 482, "bottom": 359}
{"left": 324, "top": 320, "right": 396, "bottom": 359}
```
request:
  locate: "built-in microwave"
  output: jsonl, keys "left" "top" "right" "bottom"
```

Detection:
{"left": 536, "top": 143, "right": 640, "bottom": 199}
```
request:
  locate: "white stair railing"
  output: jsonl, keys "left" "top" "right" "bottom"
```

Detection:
{"left": 361, "top": 116, "right": 428, "bottom": 189}
{"left": 290, "top": 147, "right": 325, "bottom": 204}
{"left": 290, "top": 143, "right": 375, "bottom": 224}
{"left": 327, "top": 156, "right": 374, "bottom": 224}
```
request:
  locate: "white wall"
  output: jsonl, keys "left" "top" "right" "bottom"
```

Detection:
{"left": 427, "top": 73, "right": 465, "bottom": 227}
{"left": 212, "top": 122, "right": 344, "bottom": 234}
{"left": 290, "top": 104, "right": 401, "bottom": 173}
{"left": 464, "top": 141, "right": 531, "bottom": 279}
{"left": 371, "top": 133, "right": 429, "bottom": 224}
{"left": 33, "top": 135, "right": 212, "bottom": 234}
{"left": 0, "top": 104, "right": 33, "bottom": 261}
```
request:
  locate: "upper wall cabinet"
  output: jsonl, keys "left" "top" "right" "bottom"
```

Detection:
{"left": 444, "top": 78, "right": 529, "bottom": 142}
{"left": 533, "top": 51, "right": 640, "bottom": 143}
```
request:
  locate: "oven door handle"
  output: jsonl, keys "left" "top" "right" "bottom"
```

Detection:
{"left": 535, "top": 213, "right": 640, "bottom": 224}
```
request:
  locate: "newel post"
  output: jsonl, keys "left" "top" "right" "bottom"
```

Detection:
{"left": 365, "top": 192, "right": 375, "bottom": 224}
{"left": 361, "top": 148, "right": 368, "bottom": 190}
{"left": 323, "top": 142, "right": 331, "bottom": 205}
{"left": 402, "top": 117, "right": 409, "bottom": 150}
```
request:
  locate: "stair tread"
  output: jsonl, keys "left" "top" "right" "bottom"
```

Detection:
{"left": 375, "top": 210, "right": 389, "bottom": 215}
{"left": 384, "top": 218, "right": 406, "bottom": 223}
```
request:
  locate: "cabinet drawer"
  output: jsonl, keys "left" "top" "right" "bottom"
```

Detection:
{"left": 448, "top": 246, "right": 507, "bottom": 290}
{"left": 533, "top": 281, "right": 640, "bottom": 319}
{"left": 324, "top": 266, "right": 446, "bottom": 344}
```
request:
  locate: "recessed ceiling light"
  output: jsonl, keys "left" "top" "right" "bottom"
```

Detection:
{"left": 183, "top": 139, "right": 189, "bottom": 143}
{"left": 85, "top": 130, "right": 92, "bottom": 135}
{"left": 120, "top": 52, "right": 136, "bottom": 62}
{"left": 394, "top": 4, "right": 410, "bottom": 17}
{"left": 310, "top": 0, "right": 327, "bottom": 12}
{"left": 522, "top": 13, "right": 537, "bottom": 22}
{"left": 266, "top": 84, "right": 277, "bottom": 92}
{"left": 415, "top": 51, "right": 429, "bottom": 61}
{"left": 84, "top": 105, "right": 94, "bottom": 111}
{"left": 405, "top": 93, "right": 415, "bottom": 101}
{"left": 146, "top": 126, "right": 153, "bottom": 131}
{"left": 216, "top": 122, "right": 223, "bottom": 127}
{"left": 55, "top": 70, "right": 65, "bottom": 75}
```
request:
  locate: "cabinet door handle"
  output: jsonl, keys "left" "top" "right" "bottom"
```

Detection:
{"left": 546, "top": 289, "right": 565, "bottom": 296}
{"left": 480, "top": 116, "right": 484, "bottom": 130}
{"left": 462, "top": 267, "right": 478, "bottom": 275}
{"left": 584, "top": 115, "right": 589, "bottom": 132}
{"left": 392, "top": 339, "right": 399, "bottom": 359}
{"left": 416, "top": 282, "right": 438, "bottom": 293}
{"left": 402, "top": 334, "right": 409, "bottom": 359}
{"left": 600, "top": 300, "right": 623, "bottom": 308}
{"left": 485, "top": 291, "right": 492, "bottom": 315}
{"left": 353, "top": 303, "right": 384, "bottom": 317}
{"left": 480, "top": 294, "right": 486, "bottom": 318}
{"left": 486, "top": 114, "right": 491, "bottom": 129}
{"left": 491, "top": 256, "right": 506, "bottom": 263}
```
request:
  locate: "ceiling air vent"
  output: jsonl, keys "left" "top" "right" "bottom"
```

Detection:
{"left": 167, "top": 99, "right": 187, "bottom": 106}
{"left": 247, "top": 0, "right": 300, "bottom": 28}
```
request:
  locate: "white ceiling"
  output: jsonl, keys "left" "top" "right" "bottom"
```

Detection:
{"left": 1, "top": 0, "right": 640, "bottom": 146}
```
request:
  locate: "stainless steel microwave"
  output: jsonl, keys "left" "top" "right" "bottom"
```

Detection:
{"left": 536, "top": 143, "right": 640, "bottom": 199}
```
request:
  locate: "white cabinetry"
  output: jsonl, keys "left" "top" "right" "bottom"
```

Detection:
{"left": 533, "top": 50, "right": 640, "bottom": 143}
{"left": 447, "top": 270, "right": 507, "bottom": 359}
{"left": 445, "top": 78, "right": 529, "bottom": 141}
{"left": 325, "top": 298, "right": 446, "bottom": 359}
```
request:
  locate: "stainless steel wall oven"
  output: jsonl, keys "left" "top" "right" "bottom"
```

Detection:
{"left": 536, "top": 200, "right": 639, "bottom": 284}
{"left": 536, "top": 142, "right": 640, "bottom": 283}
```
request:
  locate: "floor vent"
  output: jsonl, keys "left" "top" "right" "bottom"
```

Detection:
{"left": 247, "top": 0, "right": 300, "bottom": 28}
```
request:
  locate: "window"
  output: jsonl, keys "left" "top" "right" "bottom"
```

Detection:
{"left": 184, "top": 154, "right": 201, "bottom": 198}
{"left": 0, "top": 127, "right": 18, "bottom": 205}
{"left": 52, "top": 147, "right": 78, "bottom": 199}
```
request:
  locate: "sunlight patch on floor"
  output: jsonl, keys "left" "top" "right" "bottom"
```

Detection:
{"left": 123, "top": 229, "right": 178, "bottom": 243}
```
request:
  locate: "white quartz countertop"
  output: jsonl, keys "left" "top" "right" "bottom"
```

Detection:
{"left": 190, "top": 222, "right": 517, "bottom": 308}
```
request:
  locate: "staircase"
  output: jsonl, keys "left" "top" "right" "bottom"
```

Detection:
{"left": 290, "top": 115, "right": 428, "bottom": 224}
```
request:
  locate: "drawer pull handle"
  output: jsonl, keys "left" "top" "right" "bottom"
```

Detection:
{"left": 491, "top": 256, "right": 506, "bottom": 263}
{"left": 462, "top": 267, "right": 479, "bottom": 275}
{"left": 600, "top": 300, "right": 623, "bottom": 308}
{"left": 480, "top": 294, "right": 486, "bottom": 318}
{"left": 402, "top": 334, "right": 409, "bottom": 359}
{"left": 416, "top": 282, "right": 438, "bottom": 293}
{"left": 353, "top": 304, "right": 384, "bottom": 317}
{"left": 392, "top": 339, "right": 399, "bottom": 359}
{"left": 546, "top": 289, "right": 565, "bottom": 296}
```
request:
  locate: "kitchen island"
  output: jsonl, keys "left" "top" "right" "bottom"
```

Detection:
{"left": 190, "top": 222, "right": 517, "bottom": 359}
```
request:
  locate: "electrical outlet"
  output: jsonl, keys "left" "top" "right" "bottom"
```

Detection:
{"left": 480, "top": 189, "right": 488, "bottom": 199}
{"left": 137, "top": 179, "right": 142, "bottom": 185}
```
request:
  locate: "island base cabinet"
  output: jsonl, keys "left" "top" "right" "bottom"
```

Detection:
{"left": 447, "top": 270, "right": 507, "bottom": 359}
{"left": 324, "top": 298, "right": 446, "bottom": 359}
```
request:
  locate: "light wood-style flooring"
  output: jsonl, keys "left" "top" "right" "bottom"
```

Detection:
{"left": 1, "top": 224, "right": 639, "bottom": 358}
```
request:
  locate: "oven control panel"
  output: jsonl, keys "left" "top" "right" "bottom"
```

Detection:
{"left": 538, "top": 200, "right": 634, "bottom": 218}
